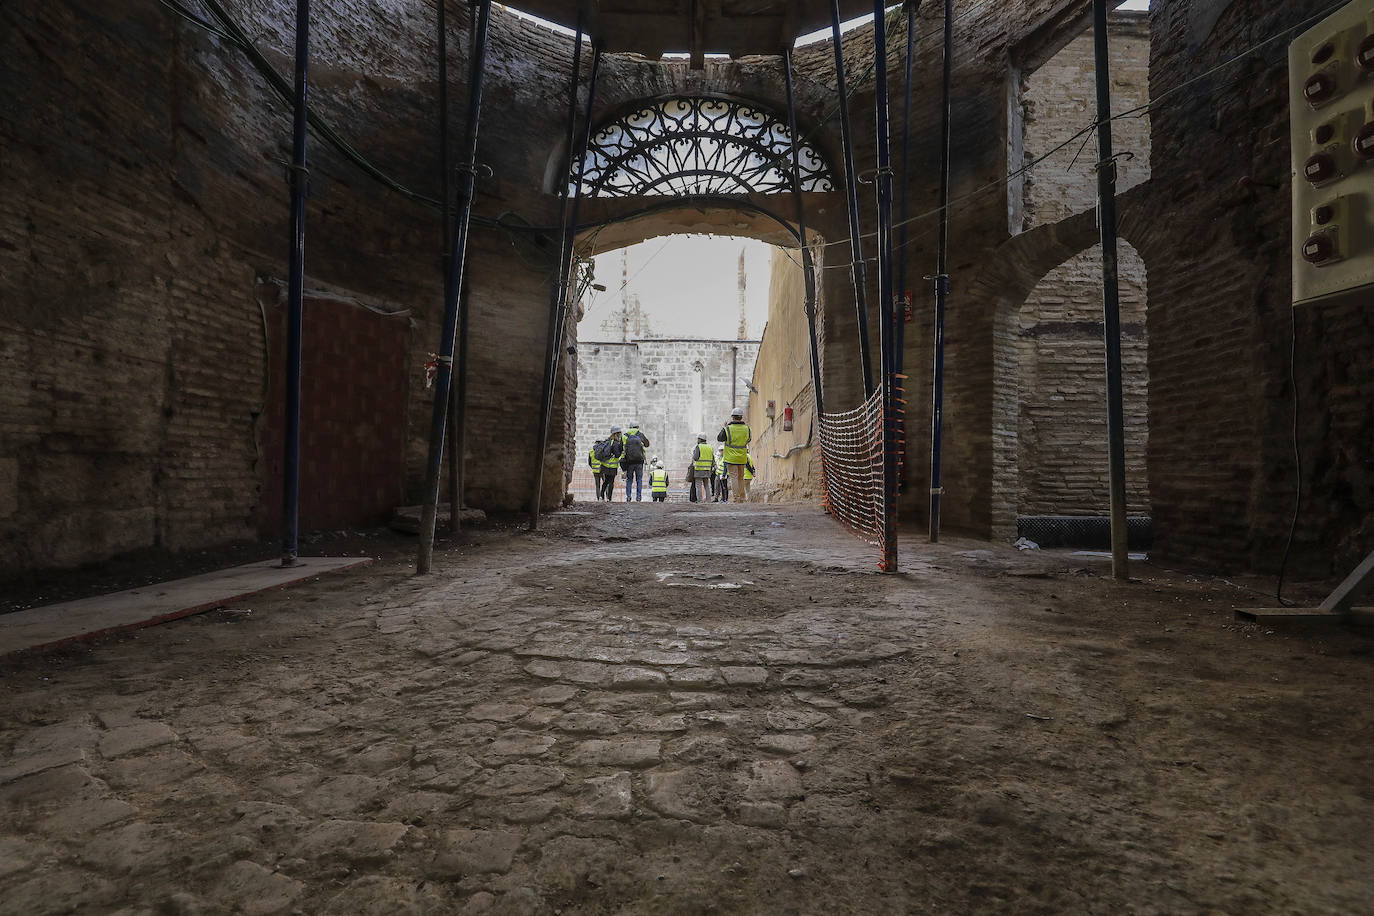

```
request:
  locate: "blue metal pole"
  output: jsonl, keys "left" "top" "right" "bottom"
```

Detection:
{"left": 280, "top": 0, "right": 310, "bottom": 567}
{"left": 895, "top": 0, "right": 920, "bottom": 377}
{"left": 530, "top": 20, "right": 586, "bottom": 529}
{"left": 873, "top": 0, "right": 898, "bottom": 572}
{"left": 417, "top": 0, "right": 491, "bottom": 574}
{"left": 829, "top": 0, "right": 874, "bottom": 401}
{"left": 783, "top": 46, "right": 824, "bottom": 419}
{"left": 1093, "top": 0, "right": 1130, "bottom": 580}
{"left": 929, "top": 0, "right": 952, "bottom": 543}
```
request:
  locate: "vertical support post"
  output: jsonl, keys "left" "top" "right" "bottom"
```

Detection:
{"left": 280, "top": 0, "right": 311, "bottom": 568}
{"left": 530, "top": 38, "right": 600, "bottom": 529}
{"left": 872, "top": 0, "right": 898, "bottom": 572}
{"left": 895, "top": 0, "right": 920, "bottom": 377}
{"left": 452, "top": 281, "right": 469, "bottom": 528}
{"left": 929, "top": 0, "right": 952, "bottom": 543}
{"left": 530, "top": 21, "right": 585, "bottom": 529}
{"left": 829, "top": 0, "right": 874, "bottom": 400}
{"left": 438, "top": 0, "right": 461, "bottom": 532}
{"left": 1092, "top": 0, "right": 1130, "bottom": 580}
{"left": 417, "top": 0, "right": 492, "bottom": 574}
{"left": 783, "top": 46, "right": 824, "bottom": 418}
{"left": 894, "top": 0, "right": 920, "bottom": 497}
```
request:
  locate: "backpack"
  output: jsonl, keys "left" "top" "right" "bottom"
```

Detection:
{"left": 623, "top": 434, "right": 646, "bottom": 464}
{"left": 594, "top": 439, "right": 615, "bottom": 462}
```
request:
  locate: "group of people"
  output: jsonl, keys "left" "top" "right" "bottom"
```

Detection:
{"left": 588, "top": 407, "right": 753, "bottom": 505}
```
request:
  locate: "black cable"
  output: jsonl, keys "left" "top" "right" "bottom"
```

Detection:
{"left": 1275, "top": 296, "right": 1302, "bottom": 606}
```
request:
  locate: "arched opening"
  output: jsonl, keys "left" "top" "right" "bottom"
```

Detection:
{"left": 991, "top": 239, "right": 1151, "bottom": 544}
{"left": 563, "top": 203, "right": 821, "bottom": 504}
{"left": 568, "top": 96, "right": 834, "bottom": 198}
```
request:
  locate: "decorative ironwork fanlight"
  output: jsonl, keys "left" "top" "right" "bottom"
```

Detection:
{"left": 571, "top": 97, "right": 834, "bottom": 197}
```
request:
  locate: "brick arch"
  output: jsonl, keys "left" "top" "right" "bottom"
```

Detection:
{"left": 973, "top": 192, "right": 1152, "bottom": 538}
{"left": 573, "top": 196, "right": 807, "bottom": 256}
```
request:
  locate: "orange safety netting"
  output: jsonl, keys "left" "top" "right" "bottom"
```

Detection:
{"left": 819, "top": 387, "right": 887, "bottom": 548}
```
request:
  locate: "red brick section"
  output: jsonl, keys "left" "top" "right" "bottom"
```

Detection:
{"left": 258, "top": 291, "right": 410, "bottom": 533}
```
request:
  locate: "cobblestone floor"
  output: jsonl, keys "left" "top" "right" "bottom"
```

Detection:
{"left": 1, "top": 503, "right": 1371, "bottom": 914}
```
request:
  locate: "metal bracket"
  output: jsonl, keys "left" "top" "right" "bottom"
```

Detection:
{"left": 1237, "top": 549, "right": 1374, "bottom": 622}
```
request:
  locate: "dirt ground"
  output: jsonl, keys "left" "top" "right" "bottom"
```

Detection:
{"left": 1, "top": 502, "right": 1372, "bottom": 915}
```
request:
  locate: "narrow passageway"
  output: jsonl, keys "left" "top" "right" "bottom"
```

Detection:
{"left": 1, "top": 504, "right": 1371, "bottom": 914}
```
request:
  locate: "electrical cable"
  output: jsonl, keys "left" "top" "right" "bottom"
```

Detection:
{"left": 1274, "top": 292, "right": 1302, "bottom": 606}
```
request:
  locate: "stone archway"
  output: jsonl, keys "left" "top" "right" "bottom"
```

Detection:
{"left": 966, "top": 197, "right": 1152, "bottom": 539}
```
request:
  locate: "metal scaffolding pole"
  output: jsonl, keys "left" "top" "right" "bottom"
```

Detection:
{"left": 1092, "top": 0, "right": 1130, "bottom": 580}
{"left": 280, "top": 0, "right": 310, "bottom": 567}
{"left": 451, "top": 280, "right": 469, "bottom": 529}
{"left": 829, "top": 0, "right": 874, "bottom": 400}
{"left": 438, "top": 0, "right": 462, "bottom": 532}
{"left": 896, "top": 0, "right": 921, "bottom": 377}
{"left": 417, "top": 0, "right": 491, "bottom": 574}
{"left": 895, "top": 0, "right": 921, "bottom": 497}
{"left": 872, "top": 0, "right": 898, "bottom": 572}
{"left": 783, "top": 46, "right": 825, "bottom": 418}
{"left": 530, "top": 19, "right": 588, "bottom": 529}
{"left": 531, "top": 31, "right": 582, "bottom": 524}
{"left": 928, "top": 0, "right": 952, "bottom": 543}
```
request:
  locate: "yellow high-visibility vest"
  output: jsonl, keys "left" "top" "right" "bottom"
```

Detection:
{"left": 650, "top": 468, "right": 668, "bottom": 493}
{"left": 721, "top": 422, "right": 750, "bottom": 465}
{"left": 692, "top": 442, "right": 713, "bottom": 472}
{"left": 588, "top": 445, "right": 602, "bottom": 472}
{"left": 602, "top": 438, "right": 621, "bottom": 469}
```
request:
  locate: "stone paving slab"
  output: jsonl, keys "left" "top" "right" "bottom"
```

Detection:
{"left": 0, "top": 557, "right": 371, "bottom": 655}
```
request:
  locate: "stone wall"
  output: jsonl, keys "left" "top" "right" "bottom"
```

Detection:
{"left": 573, "top": 335, "right": 759, "bottom": 489}
{"left": 747, "top": 247, "right": 821, "bottom": 502}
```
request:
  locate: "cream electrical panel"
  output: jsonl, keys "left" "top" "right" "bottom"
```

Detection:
{"left": 1291, "top": 0, "right": 1374, "bottom": 308}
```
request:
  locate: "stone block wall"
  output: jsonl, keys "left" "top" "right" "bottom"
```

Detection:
{"left": 747, "top": 247, "right": 821, "bottom": 502}
{"left": 574, "top": 336, "right": 758, "bottom": 484}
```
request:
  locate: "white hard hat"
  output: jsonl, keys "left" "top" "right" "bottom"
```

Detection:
{"left": 610, "top": 425, "right": 623, "bottom": 434}
{"left": 731, "top": 407, "right": 744, "bottom": 418}
{"left": 696, "top": 432, "right": 706, "bottom": 440}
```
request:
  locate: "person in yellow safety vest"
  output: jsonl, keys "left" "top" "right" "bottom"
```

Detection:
{"left": 689, "top": 433, "right": 714, "bottom": 504}
{"left": 588, "top": 440, "right": 604, "bottom": 501}
{"left": 594, "top": 427, "right": 623, "bottom": 500}
{"left": 716, "top": 406, "right": 751, "bottom": 503}
{"left": 649, "top": 458, "right": 669, "bottom": 503}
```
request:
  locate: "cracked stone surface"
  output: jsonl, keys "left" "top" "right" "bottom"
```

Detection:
{"left": 1, "top": 503, "right": 1372, "bottom": 914}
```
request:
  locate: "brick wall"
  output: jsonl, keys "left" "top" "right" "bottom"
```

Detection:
{"left": 1143, "top": 0, "right": 1374, "bottom": 574}
{"left": 7, "top": 0, "right": 1364, "bottom": 577}
{"left": 1015, "top": 244, "right": 1150, "bottom": 517}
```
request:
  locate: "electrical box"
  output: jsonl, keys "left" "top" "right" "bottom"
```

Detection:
{"left": 1291, "top": 0, "right": 1374, "bottom": 307}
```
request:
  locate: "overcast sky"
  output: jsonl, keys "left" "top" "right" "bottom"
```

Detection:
{"left": 577, "top": 235, "right": 776, "bottom": 342}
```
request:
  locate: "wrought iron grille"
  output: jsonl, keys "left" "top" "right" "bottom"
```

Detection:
{"left": 571, "top": 97, "right": 834, "bottom": 197}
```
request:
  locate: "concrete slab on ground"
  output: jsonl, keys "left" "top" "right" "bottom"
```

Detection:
{"left": 0, "top": 558, "right": 371, "bottom": 655}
